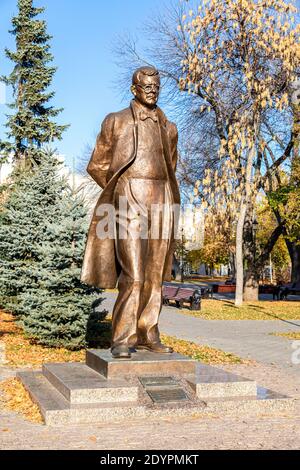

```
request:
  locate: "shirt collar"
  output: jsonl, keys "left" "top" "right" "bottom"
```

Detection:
{"left": 132, "top": 100, "right": 158, "bottom": 122}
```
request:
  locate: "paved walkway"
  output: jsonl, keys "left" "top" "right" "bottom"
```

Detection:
{"left": 1, "top": 291, "right": 300, "bottom": 449}
{"left": 1, "top": 363, "right": 299, "bottom": 450}
{"left": 100, "top": 292, "right": 300, "bottom": 374}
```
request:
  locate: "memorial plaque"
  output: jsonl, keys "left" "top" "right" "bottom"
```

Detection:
{"left": 139, "top": 376, "right": 178, "bottom": 388}
{"left": 146, "top": 388, "right": 189, "bottom": 404}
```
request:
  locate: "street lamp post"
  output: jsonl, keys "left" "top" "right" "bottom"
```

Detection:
{"left": 181, "top": 227, "right": 184, "bottom": 284}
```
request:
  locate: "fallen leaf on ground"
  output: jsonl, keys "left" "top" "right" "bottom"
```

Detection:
{"left": 0, "top": 378, "right": 43, "bottom": 424}
{"left": 161, "top": 334, "right": 247, "bottom": 364}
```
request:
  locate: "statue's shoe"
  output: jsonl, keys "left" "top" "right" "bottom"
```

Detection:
{"left": 111, "top": 345, "right": 132, "bottom": 359}
{"left": 136, "top": 342, "right": 174, "bottom": 354}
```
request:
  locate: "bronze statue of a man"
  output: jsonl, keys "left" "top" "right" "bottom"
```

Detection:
{"left": 81, "top": 66, "right": 181, "bottom": 359}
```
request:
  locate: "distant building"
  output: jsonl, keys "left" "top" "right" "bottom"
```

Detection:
{"left": 0, "top": 153, "right": 101, "bottom": 215}
{"left": 179, "top": 205, "right": 205, "bottom": 251}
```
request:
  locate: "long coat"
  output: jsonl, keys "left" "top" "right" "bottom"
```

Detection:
{"left": 80, "top": 100, "right": 181, "bottom": 289}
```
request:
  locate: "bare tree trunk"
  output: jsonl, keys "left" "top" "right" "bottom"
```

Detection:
{"left": 244, "top": 271, "right": 259, "bottom": 301}
{"left": 235, "top": 136, "right": 257, "bottom": 306}
{"left": 235, "top": 203, "right": 247, "bottom": 306}
{"left": 244, "top": 225, "right": 283, "bottom": 301}
{"left": 242, "top": 203, "right": 259, "bottom": 301}
{"left": 229, "top": 252, "right": 236, "bottom": 277}
{"left": 289, "top": 243, "right": 300, "bottom": 283}
{"left": 271, "top": 219, "right": 300, "bottom": 284}
{"left": 289, "top": 84, "right": 300, "bottom": 283}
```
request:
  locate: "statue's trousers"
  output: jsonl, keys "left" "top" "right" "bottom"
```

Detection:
{"left": 111, "top": 174, "right": 173, "bottom": 348}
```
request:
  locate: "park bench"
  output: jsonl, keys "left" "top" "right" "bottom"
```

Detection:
{"left": 257, "top": 282, "right": 300, "bottom": 300}
{"left": 259, "top": 284, "right": 277, "bottom": 295}
{"left": 212, "top": 283, "right": 236, "bottom": 294}
{"left": 162, "top": 286, "right": 179, "bottom": 305}
{"left": 225, "top": 278, "right": 236, "bottom": 285}
{"left": 276, "top": 282, "right": 300, "bottom": 300}
{"left": 200, "top": 287, "right": 213, "bottom": 299}
{"left": 289, "top": 282, "right": 300, "bottom": 294}
{"left": 163, "top": 286, "right": 201, "bottom": 310}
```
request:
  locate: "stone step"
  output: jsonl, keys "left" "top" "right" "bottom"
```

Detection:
{"left": 42, "top": 363, "right": 139, "bottom": 404}
{"left": 17, "top": 371, "right": 70, "bottom": 425}
{"left": 86, "top": 349, "right": 197, "bottom": 379}
{"left": 187, "top": 364, "right": 257, "bottom": 398}
{"left": 18, "top": 370, "right": 204, "bottom": 426}
{"left": 17, "top": 371, "right": 144, "bottom": 426}
{"left": 204, "top": 387, "right": 293, "bottom": 414}
{"left": 17, "top": 370, "right": 294, "bottom": 426}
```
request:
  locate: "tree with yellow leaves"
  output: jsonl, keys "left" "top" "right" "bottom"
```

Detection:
{"left": 114, "top": 0, "right": 299, "bottom": 304}
{"left": 179, "top": 0, "right": 299, "bottom": 304}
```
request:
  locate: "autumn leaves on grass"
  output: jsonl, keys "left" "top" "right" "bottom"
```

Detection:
{"left": 184, "top": 300, "right": 300, "bottom": 321}
{"left": 0, "top": 309, "right": 246, "bottom": 368}
{"left": 0, "top": 310, "right": 84, "bottom": 367}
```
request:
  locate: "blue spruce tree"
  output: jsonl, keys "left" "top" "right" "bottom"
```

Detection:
{"left": 1, "top": 0, "right": 68, "bottom": 163}
{"left": 0, "top": 151, "right": 106, "bottom": 350}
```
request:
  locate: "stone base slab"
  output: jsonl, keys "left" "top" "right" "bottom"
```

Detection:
{"left": 86, "top": 349, "right": 197, "bottom": 378}
{"left": 17, "top": 349, "right": 294, "bottom": 426}
{"left": 187, "top": 364, "right": 257, "bottom": 398}
{"left": 17, "top": 370, "right": 293, "bottom": 426}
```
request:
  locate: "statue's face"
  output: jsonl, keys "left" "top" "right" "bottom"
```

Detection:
{"left": 132, "top": 74, "right": 160, "bottom": 108}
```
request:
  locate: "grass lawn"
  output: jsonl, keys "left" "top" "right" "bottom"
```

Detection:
{"left": 0, "top": 310, "right": 85, "bottom": 367}
{"left": 180, "top": 299, "right": 300, "bottom": 320}
{"left": 0, "top": 310, "right": 244, "bottom": 367}
{"left": 271, "top": 332, "right": 300, "bottom": 340}
{"left": 161, "top": 334, "right": 245, "bottom": 364}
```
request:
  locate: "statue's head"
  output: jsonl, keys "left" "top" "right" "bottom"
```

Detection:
{"left": 131, "top": 66, "right": 160, "bottom": 109}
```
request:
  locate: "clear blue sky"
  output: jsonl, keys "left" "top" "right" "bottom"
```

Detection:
{"left": 0, "top": 0, "right": 170, "bottom": 168}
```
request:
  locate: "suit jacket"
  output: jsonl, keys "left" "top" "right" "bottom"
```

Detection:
{"left": 80, "top": 100, "right": 181, "bottom": 289}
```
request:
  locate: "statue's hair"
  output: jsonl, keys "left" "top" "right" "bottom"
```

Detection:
{"left": 132, "top": 66, "right": 160, "bottom": 85}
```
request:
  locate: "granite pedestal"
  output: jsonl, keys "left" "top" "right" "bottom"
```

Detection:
{"left": 86, "top": 349, "right": 196, "bottom": 378}
{"left": 17, "top": 349, "right": 294, "bottom": 426}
